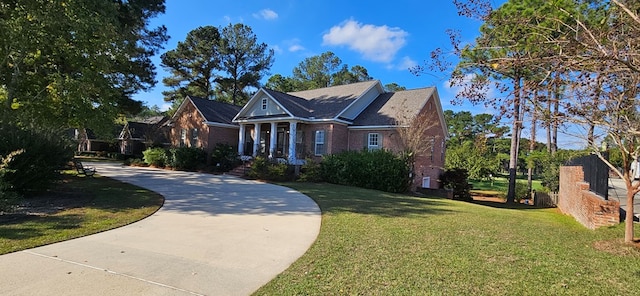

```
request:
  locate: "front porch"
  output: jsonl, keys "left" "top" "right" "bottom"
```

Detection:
{"left": 238, "top": 121, "right": 305, "bottom": 164}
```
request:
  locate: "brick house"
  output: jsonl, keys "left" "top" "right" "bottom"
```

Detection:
{"left": 232, "top": 80, "right": 448, "bottom": 189}
{"left": 118, "top": 116, "right": 170, "bottom": 156}
{"left": 169, "top": 96, "right": 242, "bottom": 158}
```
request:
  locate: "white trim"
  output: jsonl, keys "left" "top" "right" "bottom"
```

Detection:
{"left": 235, "top": 116, "right": 352, "bottom": 125}
{"left": 348, "top": 125, "right": 407, "bottom": 130}
{"left": 334, "top": 80, "right": 384, "bottom": 121}
{"left": 233, "top": 89, "right": 295, "bottom": 122}
{"left": 203, "top": 121, "right": 239, "bottom": 129}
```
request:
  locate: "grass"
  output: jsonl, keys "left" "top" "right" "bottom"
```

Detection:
{"left": 470, "top": 175, "right": 544, "bottom": 196}
{"left": 255, "top": 182, "right": 640, "bottom": 295}
{"left": 0, "top": 172, "right": 164, "bottom": 255}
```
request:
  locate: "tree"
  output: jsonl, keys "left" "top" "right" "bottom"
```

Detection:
{"left": 269, "top": 51, "right": 379, "bottom": 92}
{"left": 384, "top": 83, "right": 407, "bottom": 92}
{"left": 0, "top": 0, "right": 168, "bottom": 132}
{"left": 161, "top": 26, "right": 221, "bottom": 102}
{"left": 265, "top": 74, "right": 301, "bottom": 93}
{"left": 414, "top": 0, "right": 580, "bottom": 203}
{"left": 216, "top": 23, "right": 274, "bottom": 105}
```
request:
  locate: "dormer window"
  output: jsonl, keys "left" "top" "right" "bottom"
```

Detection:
{"left": 261, "top": 98, "right": 268, "bottom": 110}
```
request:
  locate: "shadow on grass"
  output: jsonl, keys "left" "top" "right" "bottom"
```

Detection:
{"left": 469, "top": 199, "right": 540, "bottom": 210}
{"left": 0, "top": 214, "right": 84, "bottom": 240}
{"left": 287, "top": 183, "right": 456, "bottom": 217}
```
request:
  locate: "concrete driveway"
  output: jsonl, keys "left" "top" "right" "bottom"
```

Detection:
{"left": 0, "top": 163, "right": 321, "bottom": 295}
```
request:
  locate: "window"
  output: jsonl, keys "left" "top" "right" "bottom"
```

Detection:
{"left": 314, "top": 130, "right": 325, "bottom": 155}
{"left": 368, "top": 133, "right": 381, "bottom": 150}
{"left": 180, "top": 129, "right": 187, "bottom": 147}
{"left": 190, "top": 128, "right": 198, "bottom": 147}
{"left": 261, "top": 98, "right": 268, "bottom": 110}
{"left": 441, "top": 140, "right": 445, "bottom": 161}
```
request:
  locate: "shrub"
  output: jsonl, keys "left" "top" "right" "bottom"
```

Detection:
{"left": 248, "top": 156, "right": 294, "bottom": 181}
{"left": 440, "top": 168, "right": 472, "bottom": 201}
{"left": 0, "top": 124, "right": 74, "bottom": 193}
{"left": 514, "top": 182, "right": 530, "bottom": 202}
{"left": 299, "top": 159, "right": 323, "bottom": 182}
{"left": 168, "top": 147, "right": 206, "bottom": 170}
{"left": 142, "top": 147, "right": 168, "bottom": 167}
{"left": 211, "top": 143, "right": 240, "bottom": 172}
{"left": 0, "top": 150, "right": 23, "bottom": 213}
{"left": 321, "top": 149, "right": 411, "bottom": 193}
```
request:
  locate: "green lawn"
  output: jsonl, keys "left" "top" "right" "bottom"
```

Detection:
{"left": 471, "top": 175, "right": 544, "bottom": 195}
{"left": 255, "top": 182, "right": 640, "bottom": 295}
{"left": 0, "top": 172, "right": 164, "bottom": 255}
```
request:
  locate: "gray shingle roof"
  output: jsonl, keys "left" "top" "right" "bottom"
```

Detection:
{"left": 262, "top": 89, "right": 311, "bottom": 118}
{"left": 288, "top": 80, "right": 378, "bottom": 119}
{"left": 352, "top": 87, "right": 435, "bottom": 126}
{"left": 189, "top": 96, "right": 242, "bottom": 124}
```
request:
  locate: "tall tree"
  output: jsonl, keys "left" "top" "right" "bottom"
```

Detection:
{"left": 555, "top": 0, "right": 640, "bottom": 243}
{"left": 0, "top": 0, "right": 167, "bottom": 132}
{"left": 415, "top": 0, "right": 579, "bottom": 203}
{"left": 216, "top": 23, "right": 274, "bottom": 105}
{"left": 269, "top": 51, "right": 379, "bottom": 92}
{"left": 160, "top": 26, "right": 221, "bottom": 102}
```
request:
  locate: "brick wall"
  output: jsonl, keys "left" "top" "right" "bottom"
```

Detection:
{"left": 558, "top": 166, "right": 620, "bottom": 229}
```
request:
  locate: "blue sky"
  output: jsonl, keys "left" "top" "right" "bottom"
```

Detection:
{"left": 136, "top": 0, "right": 507, "bottom": 114}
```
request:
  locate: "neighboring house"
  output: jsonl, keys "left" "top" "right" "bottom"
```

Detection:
{"left": 71, "top": 128, "right": 120, "bottom": 153}
{"left": 232, "top": 80, "right": 448, "bottom": 189}
{"left": 169, "top": 96, "right": 242, "bottom": 158}
{"left": 118, "top": 116, "right": 170, "bottom": 156}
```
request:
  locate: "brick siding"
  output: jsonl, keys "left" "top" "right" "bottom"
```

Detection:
{"left": 558, "top": 166, "right": 620, "bottom": 229}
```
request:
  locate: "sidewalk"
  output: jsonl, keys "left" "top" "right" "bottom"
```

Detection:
{"left": 0, "top": 163, "right": 321, "bottom": 295}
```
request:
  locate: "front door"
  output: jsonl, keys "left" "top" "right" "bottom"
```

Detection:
{"left": 276, "top": 127, "right": 288, "bottom": 158}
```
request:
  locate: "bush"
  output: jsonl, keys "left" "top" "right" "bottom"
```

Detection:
{"left": 440, "top": 168, "right": 472, "bottom": 201}
{"left": 299, "top": 159, "right": 324, "bottom": 182}
{"left": 0, "top": 124, "right": 74, "bottom": 193}
{"left": 211, "top": 143, "right": 241, "bottom": 172}
{"left": 321, "top": 149, "right": 411, "bottom": 193}
{"left": 248, "top": 157, "right": 294, "bottom": 181}
{"left": 168, "top": 147, "right": 206, "bottom": 170}
{"left": 142, "top": 147, "right": 168, "bottom": 167}
{"left": 0, "top": 150, "right": 23, "bottom": 213}
{"left": 514, "top": 182, "right": 530, "bottom": 202}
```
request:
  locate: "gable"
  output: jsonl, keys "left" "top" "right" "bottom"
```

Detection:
{"left": 172, "top": 96, "right": 241, "bottom": 126}
{"left": 234, "top": 89, "right": 292, "bottom": 121}
{"left": 350, "top": 87, "right": 448, "bottom": 137}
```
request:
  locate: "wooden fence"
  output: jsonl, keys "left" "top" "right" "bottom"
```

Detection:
{"left": 534, "top": 191, "right": 558, "bottom": 208}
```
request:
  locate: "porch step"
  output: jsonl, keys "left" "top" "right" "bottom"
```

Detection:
{"left": 226, "top": 161, "right": 252, "bottom": 178}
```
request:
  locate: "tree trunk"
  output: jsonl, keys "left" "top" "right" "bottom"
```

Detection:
{"left": 507, "top": 77, "right": 522, "bottom": 204}
{"left": 546, "top": 87, "right": 552, "bottom": 153}
{"left": 625, "top": 189, "right": 635, "bottom": 243}
{"left": 551, "top": 78, "right": 559, "bottom": 155}
{"left": 528, "top": 94, "right": 537, "bottom": 193}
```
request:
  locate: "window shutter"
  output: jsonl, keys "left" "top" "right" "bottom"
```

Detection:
{"left": 378, "top": 133, "right": 383, "bottom": 149}
{"left": 363, "top": 133, "right": 368, "bottom": 150}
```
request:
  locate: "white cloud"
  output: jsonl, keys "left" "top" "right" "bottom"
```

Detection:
{"left": 289, "top": 44, "right": 305, "bottom": 52}
{"left": 272, "top": 45, "right": 283, "bottom": 54}
{"left": 160, "top": 103, "right": 172, "bottom": 112}
{"left": 322, "top": 19, "right": 408, "bottom": 63}
{"left": 253, "top": 9, "right": 278, "bottom": 20}
{"left": 397, "top": 56, "right": 417, "bottom": 70}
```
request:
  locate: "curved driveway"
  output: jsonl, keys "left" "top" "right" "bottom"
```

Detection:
{"left": 0, "top": 163, "right": 321, "bottom": 295}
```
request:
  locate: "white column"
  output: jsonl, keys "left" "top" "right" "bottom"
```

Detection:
{"left": 252, "top": 123, "right": 261, "bottom": 157}
{"left": 269, "top": 122, "right": 277, "bottom": 159}
{"left": 288, "top": 121, "right": 297, "bottom": 163}
{"left": 238, "top": 124, "right": 245, "bottom": 155}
